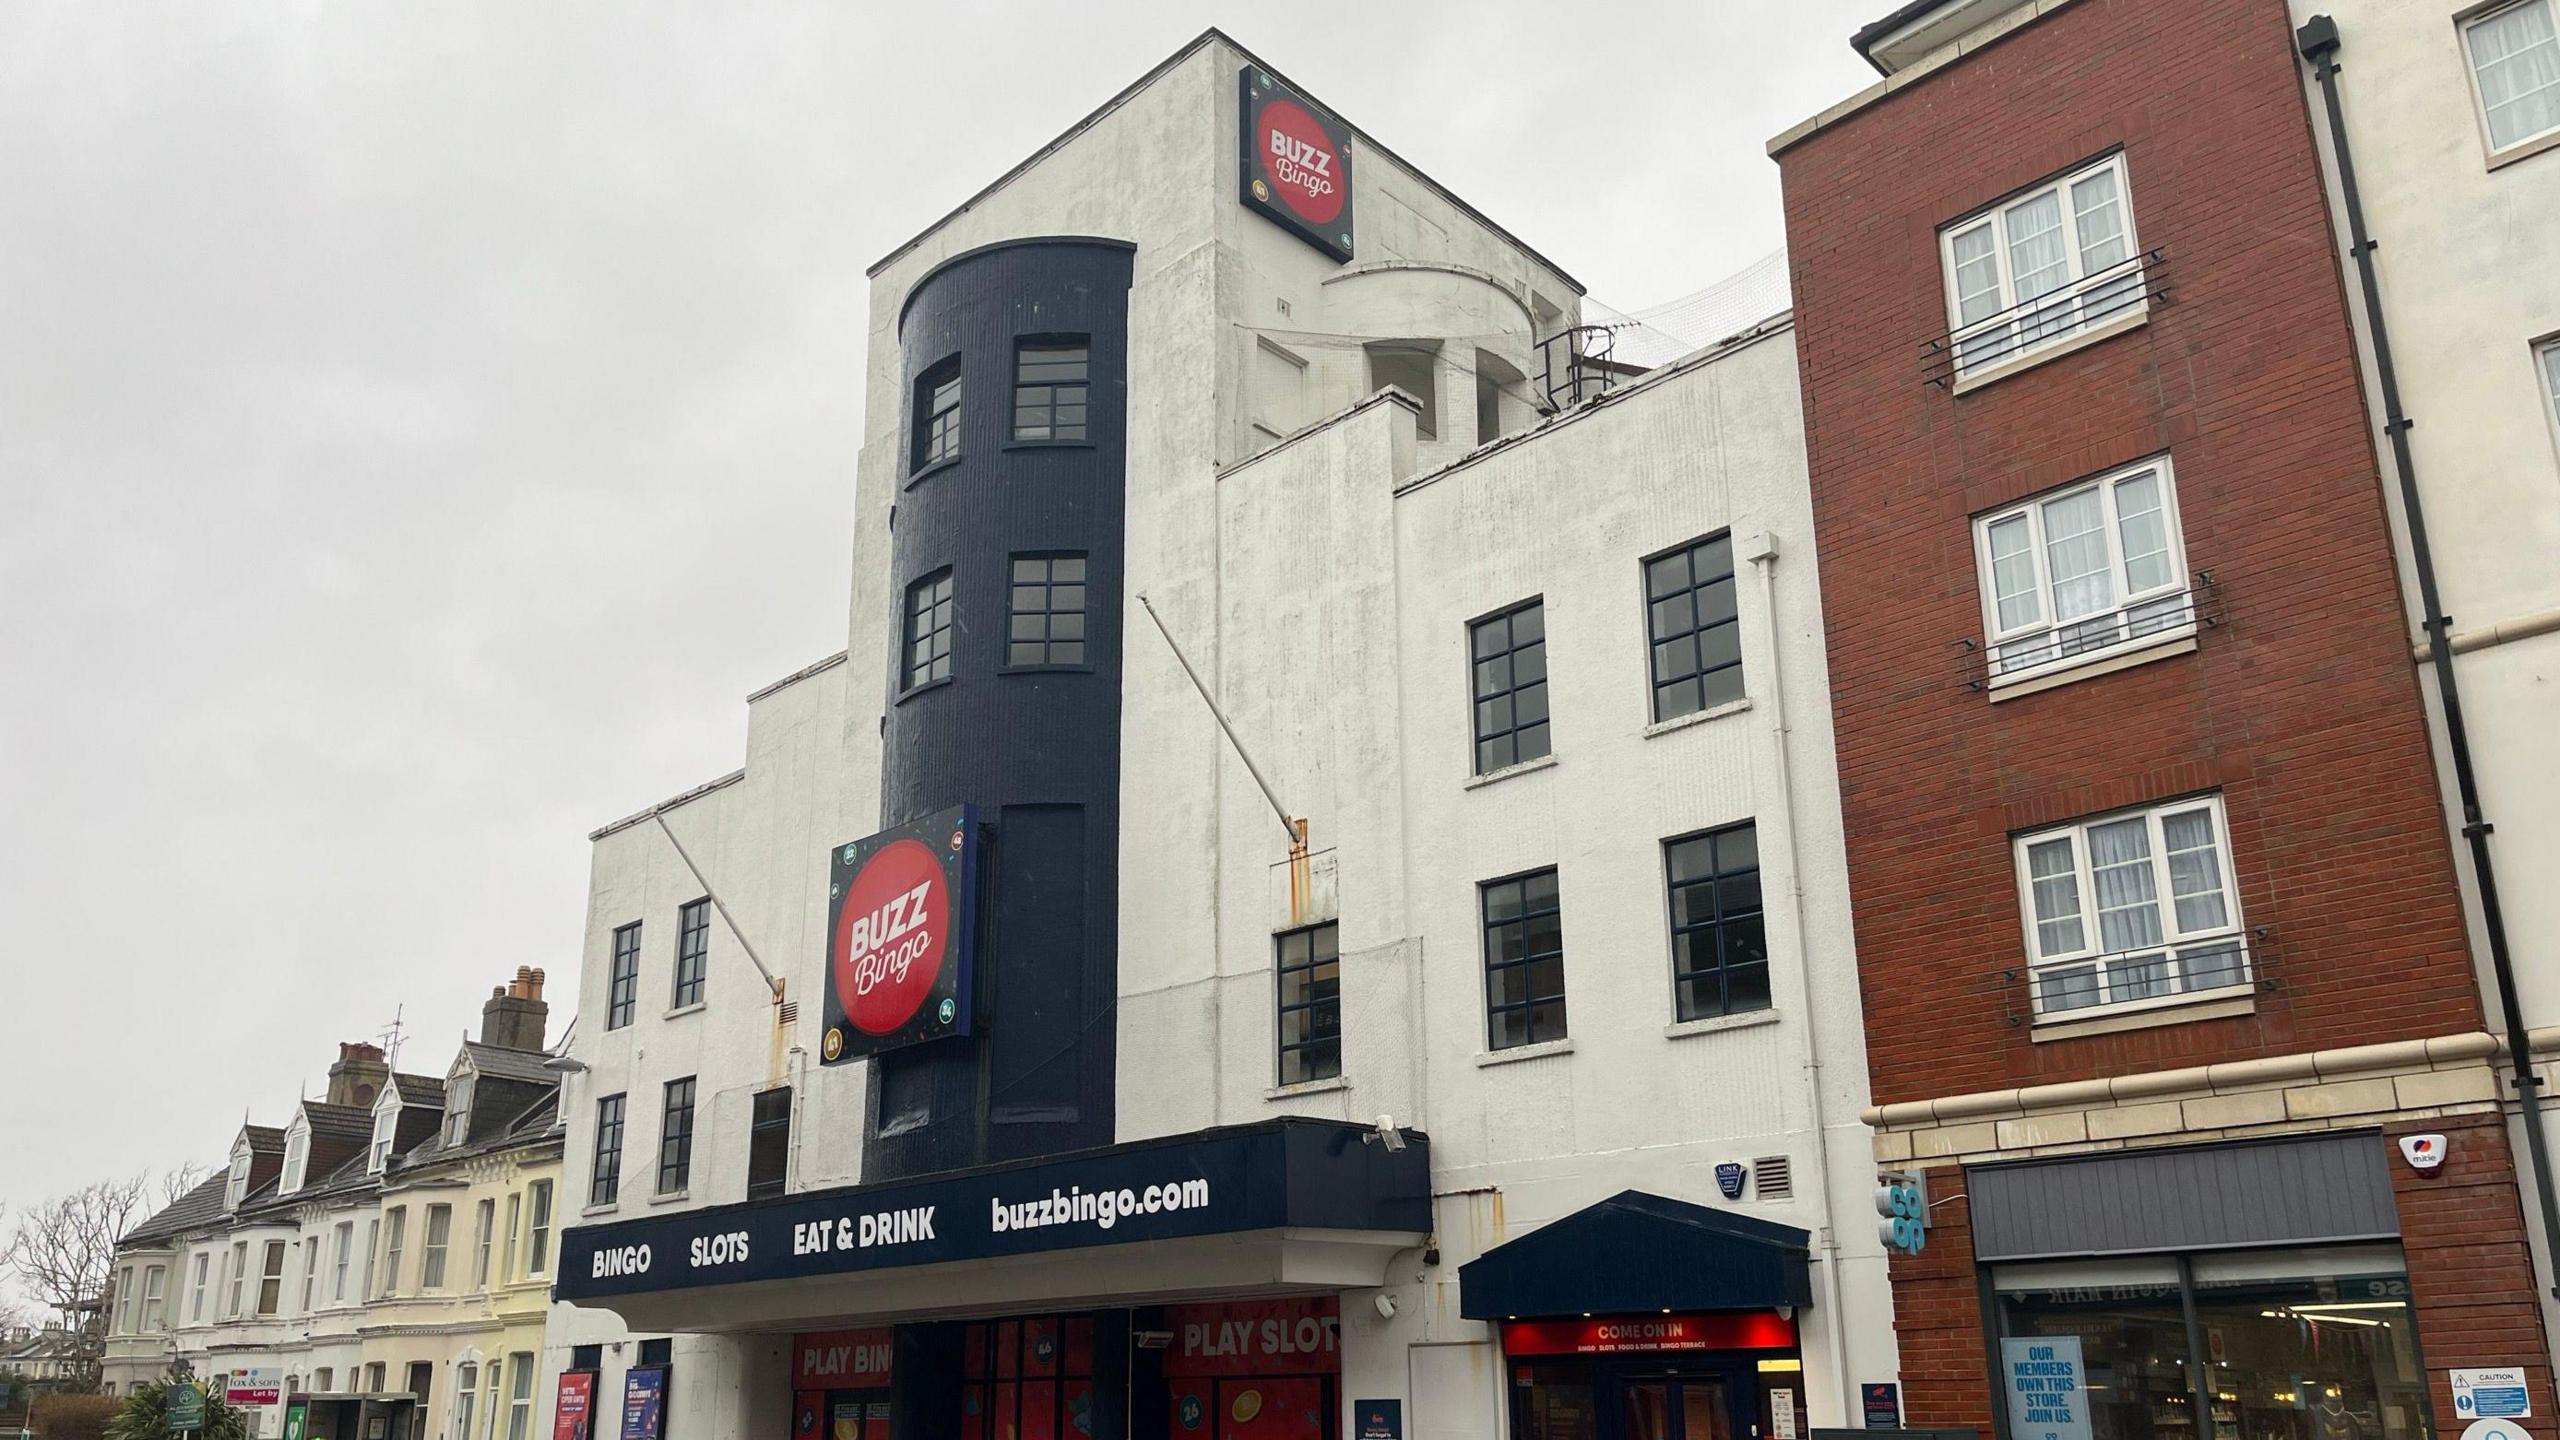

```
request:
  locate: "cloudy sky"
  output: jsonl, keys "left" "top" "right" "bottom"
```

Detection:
{"left": 0, "top": 0, "right": 1877, "bottom": 1306}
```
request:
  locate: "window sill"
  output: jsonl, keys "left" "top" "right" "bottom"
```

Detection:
{"left": 903, "top": 456, "right": 962, "bottom": 490}
{"left": 997, "top": 662, "right": 1095, "bottom": 677}
{"left": 646, "top": 1189, "right": 691, "bottom": 1207}
{"left": 1645, "top": 698, "right": 1752, "bottom": 738}
{"left": 1949, "top": 306, "right": 2149, "bottom": 396}
{"left": 894, "top": 674, "right": 954, "bottom": 706}
{"left": 2487, "top": 127, "right": 2560, "bottom": 173}
{"left": 2030, "top": 985, "right": 2256, "bottom": 1042}
{"left": 1002, "top": 438, "right": 1096, "bottom": 452}
{"left": 1264, "top": 1076, "right": 1351, "bottom": 1101}
{"left": 662, "top": 1002, "right": 706, "bottom": 1021}
{"left": 1477, "top": 1038, "right": 1575, "bottom": 1068}
{"left": 1987, "top": 630, "right": 2196, "bottom": 702}
{"left": 580, "top": 1202, "right": 619, "bottom": 1219}
{"left": 1663, "top": 1008, "right": 1781, "bottom": 1041}
{"left": 1465, "top": 753, "right": 1558, "bottom": 791}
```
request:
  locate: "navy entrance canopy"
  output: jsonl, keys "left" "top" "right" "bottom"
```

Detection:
{"left": 1457, "top": 1190, "right": 1814, "bottom": 1319}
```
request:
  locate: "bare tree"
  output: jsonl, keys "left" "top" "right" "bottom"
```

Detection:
{"left": 0, "top": 1168, "right": 204, "bottom": 1391}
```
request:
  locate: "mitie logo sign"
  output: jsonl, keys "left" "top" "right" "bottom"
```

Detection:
{"left": 821, "top": 805, "right": 979, "bottom": 1064}
{"left": 1240, "top": 67, "right": 1354, "bottom": 262}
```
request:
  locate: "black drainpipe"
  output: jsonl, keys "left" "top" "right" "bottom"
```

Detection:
{"left": 2298, "top": 14, "right": 2560, "bottom": 1301}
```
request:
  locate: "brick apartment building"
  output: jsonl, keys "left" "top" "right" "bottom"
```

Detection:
{"left": 1774, "top": 0, "right": 2555, "bottom": 1436}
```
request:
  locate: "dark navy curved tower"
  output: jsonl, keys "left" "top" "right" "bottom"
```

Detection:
{"left": 870, "top": 237, "right": 1135, "bottom": 1179}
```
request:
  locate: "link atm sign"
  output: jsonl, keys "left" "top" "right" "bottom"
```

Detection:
{"left": 1241, "top": 67, "right": 1354, "bottom": 262}
{"left": 821, "top": 806, "right": 979, "bottom": 1064}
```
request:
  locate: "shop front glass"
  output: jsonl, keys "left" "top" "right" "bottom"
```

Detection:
{"left": 960, "top": 1315, "right": 1099, "bottom": 1440}
{"left": 1162, "top": 1297, "right": 1341, "bottom": 1440}
{"left": 1993, "top": 1247, "right": 2429, "bottom": 1440}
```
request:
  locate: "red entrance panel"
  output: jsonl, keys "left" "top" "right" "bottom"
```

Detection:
{"left": 1500, "top": 1313, "right": 1798, "bottom": 1356}
{"left": 1164, "top": 1298, "right": 1341, "bottom": 1440}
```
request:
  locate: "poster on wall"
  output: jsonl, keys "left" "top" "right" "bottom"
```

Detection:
{"left": 620, "top": 1367, "right": 667, "bottom": 1440}
{"left": 553, "top": 1372, "right": 595, "bottom": 1440}
{"left": 820, "top": 805, "right": 980, "bottom": 1065}
{"left": 1238, "top": 67, "right": 1354, "bottom": 263}
{"left": 2001, "top": 1338, "right": 2092, "bottom": 1440}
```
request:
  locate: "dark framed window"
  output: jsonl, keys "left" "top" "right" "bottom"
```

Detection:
{"left": 904, "top": 568, "right": 955, "bottom": 690}
{"left": 1469, "top": 599, "right": 1550, "bottom": 775}
{"left": 914, "top": 358, "right": 962, "bottom": 471}
{"left": 1274, "top": 922, "right": 1341, "bottom": 1086}
{"left": 1012, "top": 340, "right": 1089, "bottom": 442}
{"left": 1645, "top": 534, "right": 1743, "bottom": 721}
{"left": 959, "top": 1315, "right": 1096, "bottom": 1440}
{"left": 672, "top": 898, "right": 709, "bottom": 1009}
{"left": 1666, "top": 821, "right": 1770, "bottom": 1021}
{"left": 605, "top": 924, "right": 640, "bottom": 1030}
{"left": 1007, "top": 554, "right": 1087, "bottom": 667}
{"left": 1481, "top": 868, "right": 1566, "bottom": 1049}
{"left": 656, "top": 1077, "right": 696, "bottom": 1195}
{"left": 589, "top": 1094, "right": 625, "bottom": 1208}
{"left": 746, "top": 1087, "right": 792, "bottom": 1200}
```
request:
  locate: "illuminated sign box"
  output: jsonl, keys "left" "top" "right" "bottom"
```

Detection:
{"left": 820, "top": 805, "right": 980, "bottom": 1064}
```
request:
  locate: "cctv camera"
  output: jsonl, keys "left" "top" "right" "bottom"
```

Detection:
{"left": 1365, "top": 1115, "right": 1407, "bottom": 1152}
{"left": 1373, "top": 1293, "right": 1398, "bottom": 1320}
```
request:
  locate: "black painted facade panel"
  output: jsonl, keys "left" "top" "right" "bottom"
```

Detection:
{"left": 1967, "top": 1131, "right": 2400, "bottom": 1261}
{"left": 872, "top": 237, "right": 1137, "bottom": 1179}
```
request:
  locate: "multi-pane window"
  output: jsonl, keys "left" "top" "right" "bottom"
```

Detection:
{"left": 915, "top": 360, "right": 963, "bottom": 470}
{"left": 280, "top": 1127, "right": 308, "bottom": 1195}
{"left": 454, "top": 1363, "right": 478, "bottom": 1440}
{"left": 590, "top": 1094, "right": 626, "bottom": 1207}
{"left": 298, "top": 1240, "right": 318, "bottom": 1314}
{"left": 224, "top": 1240, "right": 247, "bottom": 1316}
{"left": 1481, "top": 869, "right": 1567, "bottom": 1050}
{"left": 1012, "top": 341, "right": 1089, "bottom": 442}
{"left": 507, "top": 1353, "right": 536, "bottom": 1440}
{"left": 421, "top": 1203, "right": 452, "bottom": 1289}
{"left": 1644, "top": 534, "right": 1743, "bottom": 721}
{"left": 257, "top": 1240, "right": 285, "bottom": 1315}
{"left": 502, "top": 1193, "right": 521, "bottom": 1281}
{"left": 2015, "top": 794, "right": 2247, "bottom": 1018}
{"left": 444, "top": 1073, "right": 473, "bottom": 1146}
{"left": 1274, "top": 923, "right": 1342, "bottom": 1085}
{"left": 526, "top": 1179, "right": 554, "bottom": 1274}
{"left": 473, "top": 1199, "right": 495, "bottom": 1289}
{"left": 904, "top": 569, "right": 956, "bottom": 690}
{"left": 381, "top": 1209, "right": 406, "bottom": 1297}
{"left": 1942, "top": 152, "right": 2143, "bottom": 376}
{"left": 1974, "top": 457, "right": 2192, "bottom": 685}
{"left": 657, "top": 1077, "right": 697, "bottom": 1195}
{"left": 188, "top": 1252, "right": 209, "bottom": 1322}
{"left": 114, "top": 1268, "right": 134, "bottom": 1334}
{"left": 1469, "top": 600, "right": 1550, "bottom": 775}
{"left": 673, "top": 898, "right": 709, "bottom": 1009}
{"left": 1665, "top": 822, "right": 1771, "bottom": 1021}
{"left": 606, "top": 922, "right": 640, "bottom": 1030}
{"left": 360, "top": 1219, "right": 378, "bottom": 1300}
{"left": 2467, "top": 0, "right": 2560, "bottom": 153}
{"left": 1006, "top": 555, "right": 1087, "bottom": 667}
{"left": 141, "top": 1265, "right": 166, "bottom": 1331}
{"left": 961, "top": 1316, "right": 1098, "bottom": 1440}
{"left": 331, "top": 1223, "right": 352, "bottom": 1302}
{"left": 368, "top": 1100, "right": 397, "bottom": 1173}
{"left": 748, "top": 1087, "right": 793, "bottom": 1200}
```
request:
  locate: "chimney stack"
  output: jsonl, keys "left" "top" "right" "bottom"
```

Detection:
{"left": 479, "top": 966, "right": 549, "bottom": 1053}
{"left": 326, "top": 1042, "right": 389, "bottom": 1108}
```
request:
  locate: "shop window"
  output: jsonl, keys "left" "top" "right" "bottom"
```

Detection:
{"left": 1274, "top": 922, "right": 1342, "bottom": 1086}
{"left": 606, "top": 923, "right": 640, "bottom": 1030}
{"left": 1644, "top": 534, "right": 1743, "bottom": 722}
{"left": 914, "top": 357, "right": 963, "bottom": 472}
{"left": 747, "top": 1086, "right": 792, "bottom": 1200}
{"left": 1665, "top": 821, "right": 1769, "bottom": 1022}
{"left": 1013, "top": 339, "right": 1089, "bottom": 442}
{"left": 960, "top": 1314, "right": 1097, "bottom": 1440}
{"left": 1482, "top": 868, "right": 1567, "bottom": 1050}
{"left": 904, "top": 569, "right": 956, "bottom": 691}
{"left": 1511, "top": 1361, "right": 1596, "bottom": 1440}
{"left": 1163, "top": 1299, "right": 1342, "bottom": 1440}
{"left": 1992, "top": 1248, "right": 2427, "bottom": 1440}
{"left": 1470, "top": 599, "right": 1550, "bottom": 775}
{"left": 1006, "top": 554, "right": 1088, "bottom": 667}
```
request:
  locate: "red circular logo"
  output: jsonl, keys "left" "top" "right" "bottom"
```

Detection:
{"left": 832, "top": 838, "right": 950, "bottom": 1035}
{"left": 1257, "top": 99, "right": 1344, "bottom": 225}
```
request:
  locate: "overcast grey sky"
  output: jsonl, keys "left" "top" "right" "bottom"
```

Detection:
{"left": 0, "top": 0, "right": 1878, "bottom": 1303}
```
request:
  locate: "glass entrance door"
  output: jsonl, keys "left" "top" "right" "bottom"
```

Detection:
{"left": 1624, "top": 1378, "right": 1732, "bottom": 1440}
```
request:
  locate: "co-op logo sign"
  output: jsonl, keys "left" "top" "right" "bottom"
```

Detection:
{"left": 1241, "top": 68, "right": 1354, "bottom": 262}
{"left": 821, "top": 806, "right": 978, "bottom": 1064}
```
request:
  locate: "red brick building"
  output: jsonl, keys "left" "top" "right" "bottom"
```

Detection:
{"left": 1772, "top": 0, "right": 2552, "bottom": 1435}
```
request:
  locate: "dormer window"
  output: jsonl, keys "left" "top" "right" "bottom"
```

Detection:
{"left": 223, "top": 1143, "right": 252, "bottom": 1212}
{"left": 444, "top": 1073, "right": 475, "bottom": 1148}
{"left": 279, "top": 1122, "right": 310, "bottom": 1197}
{"left": 368, "top": 1090, "right": 399, "bottom": 1175}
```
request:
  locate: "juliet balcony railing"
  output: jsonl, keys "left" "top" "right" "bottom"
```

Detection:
{"left": 1958, "top": 570, "right": 2223, "bottom": 693}
{"left": 1922, "top": 248, "right": 2169, "bottom": 389}
{"left": 1990, "top": 928, "right": 2278, "bottom": 1030}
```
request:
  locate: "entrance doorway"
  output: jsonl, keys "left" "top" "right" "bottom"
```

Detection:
{"left": 1624, "top": 1375, "right": 1731, "bottom": 1440}
{"left": 1510, "top": 1354, "right": 1780, "bottom": 1440}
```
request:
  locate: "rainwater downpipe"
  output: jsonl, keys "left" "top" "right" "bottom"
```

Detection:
{"left": 1746, "top": 533, "right": 1856, "bottom": 1424}
{"left": 2298, "top": 15, "right": 2560, "bottom": 1301}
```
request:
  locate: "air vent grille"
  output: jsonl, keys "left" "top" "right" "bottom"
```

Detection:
{"left": 776, "top": 1000, "right": 800, "bottom": 1028}
{"left": 1753, "top": 1155, "right": 1793, "bottom": 1201}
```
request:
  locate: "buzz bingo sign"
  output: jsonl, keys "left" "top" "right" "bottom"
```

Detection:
{"left": 820, "top": 805, "right": 980, "bottom": 1065}
{"left": 1239, "top": 66, "right": 1354, "bottom": 262}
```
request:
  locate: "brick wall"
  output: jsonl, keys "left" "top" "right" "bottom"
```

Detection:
{"left": 1887, "top": 1188, "right": 1996, "bottom": 1435}
{"left": 1773, "top": 0, "right": 2481, "bottom": 1105}
{"left": 2391, "top": 1115, "right": 2557, "bottom": 1424}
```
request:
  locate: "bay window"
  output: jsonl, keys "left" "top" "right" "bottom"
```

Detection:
{"left": 2014, "top": 794, "right": 2247, "bottom": 1019}
{"left": 1942, "top": 152, "right": 2145, "bottom": 379}
{"left": 1974, "top": 456, "right": 2193, "bottom": 687}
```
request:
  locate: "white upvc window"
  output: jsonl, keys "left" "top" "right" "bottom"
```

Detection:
{"left": 1942, "top": 152, "right": 2145, "bottom": 380}
{"left": 369, "top": 1092, "right": 399, "bottom": 1174}
{"left": 224, "top": 1143, "right": 253, "bottom": 1211}
{"left": 454, "top": 1362, "right": 478, "bottom": 1440}
{"left": 188, "top": 1251, "right": 209, "bottom": 1322}
{"left": 300, "top": 1237, "right": 321, "bottom": 1313}
{"left": 331, "top": 1221, "right": 354, "bottom": 1302}
{"left": 280, "top": 1124, "right": 310, "bottom": 1196}
{"left": 2014, "top": 793, "right": 2249, "bottom": 1020}
{"left": 223, "top": 1240, "right": 247, "bottom": 1317}
{"left": 381, "top": 1206, "right": 407, "bottom": 1297}
{"left": 2538, "top": 338, "right": 2560, "bottom": 439}
{"left": 2465, "top": 0, "right": 2560, "bottom": 156}
{"left": 472, "top": 1199, "right": 495, "bottom": 1290}
{"left": 420, "top": 1203, "right": 452, "bottom": 1290}
{"left": 141, "top": 1265, "right": 166, "bottom": 1332}
{"left": 114, "top": 1267, "right": 135, "bottom": 1334}
{"left": 445, "top": 1072, "right": 475, "bottom": 1147}
{"left": 1974, "top": 455, "right": 2194, "bottom": 687}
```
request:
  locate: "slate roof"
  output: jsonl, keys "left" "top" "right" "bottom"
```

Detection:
{"left": 119, "top": 1174, "right": 230, "bottom": 1248}
{"left": 459, "top": 1042, "right": 555, "bottom": 1085}
{"left": 387, "top": 1072, "right": 447, "bottom": 1108}
{"left": 302, "top": 1102, "right": 373, "bottom": 1141}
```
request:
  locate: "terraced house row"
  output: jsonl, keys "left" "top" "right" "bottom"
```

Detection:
{"left": 102, "top": 2, "right": 2560, "bottom": 1439}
